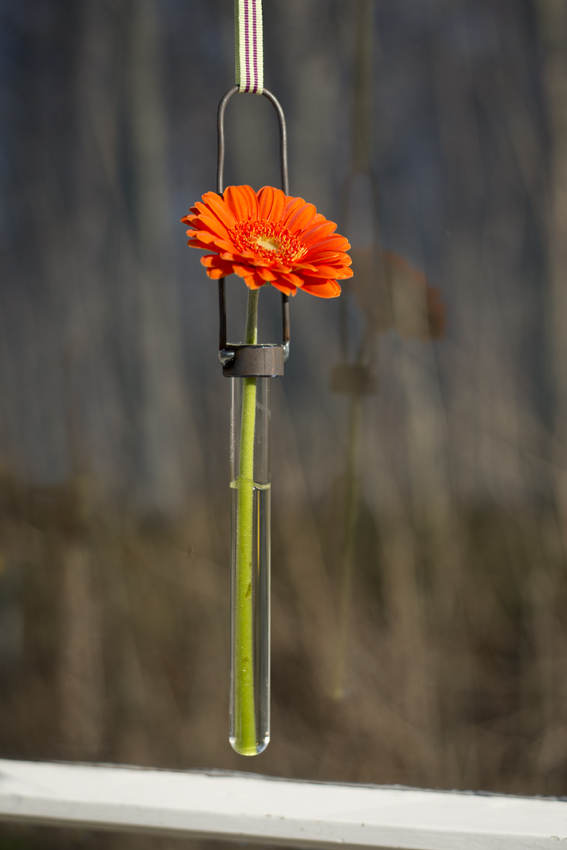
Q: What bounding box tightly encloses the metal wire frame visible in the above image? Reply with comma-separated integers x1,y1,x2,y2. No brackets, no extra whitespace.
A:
216,86,290,365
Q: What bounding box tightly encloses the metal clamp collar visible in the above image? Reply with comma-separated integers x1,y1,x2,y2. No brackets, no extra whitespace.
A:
220,344,285,377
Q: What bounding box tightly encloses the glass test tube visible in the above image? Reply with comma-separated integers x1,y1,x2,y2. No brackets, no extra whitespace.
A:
229,376,271,755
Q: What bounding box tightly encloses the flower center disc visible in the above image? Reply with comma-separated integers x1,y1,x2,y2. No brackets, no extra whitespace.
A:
255,236,280,253
232,220,306,264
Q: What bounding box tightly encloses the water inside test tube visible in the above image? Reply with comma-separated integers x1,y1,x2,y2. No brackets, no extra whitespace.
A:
229,479,271,755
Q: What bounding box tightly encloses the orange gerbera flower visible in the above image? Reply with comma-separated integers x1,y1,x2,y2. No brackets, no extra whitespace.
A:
181,185,352,298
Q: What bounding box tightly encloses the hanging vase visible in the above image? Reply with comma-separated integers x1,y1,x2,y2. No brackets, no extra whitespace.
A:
229,373,271,755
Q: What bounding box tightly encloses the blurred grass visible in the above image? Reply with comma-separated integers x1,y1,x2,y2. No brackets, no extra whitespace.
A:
0,468,565,799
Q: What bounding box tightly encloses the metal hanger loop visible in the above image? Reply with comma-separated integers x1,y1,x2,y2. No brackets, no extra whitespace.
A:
216,87,290,369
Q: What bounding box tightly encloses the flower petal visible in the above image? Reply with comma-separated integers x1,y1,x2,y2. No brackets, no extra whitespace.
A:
300,264,353,280
286,202,318,234
200,192,236,230
193,230,217,244
257,186,287,222
243,274,266,290
224,185,257,221
195,214,232,242
200,255,233,275
301,221,338,245
232,264,254,278
304,235,350,257
281,196,306,226
204,267,228,280
271,278,298,296
256,267,277,282
209,239,239,254
279,271,304,287
299,279,342,298
299,251,352,265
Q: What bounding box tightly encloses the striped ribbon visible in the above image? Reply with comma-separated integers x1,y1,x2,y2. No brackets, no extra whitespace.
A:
235,0,263,94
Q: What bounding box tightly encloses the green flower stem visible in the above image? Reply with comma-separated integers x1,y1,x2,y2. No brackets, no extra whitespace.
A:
234,289,259,754
332,392,362,701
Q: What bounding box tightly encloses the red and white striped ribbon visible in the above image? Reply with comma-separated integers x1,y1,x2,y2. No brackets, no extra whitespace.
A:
235,0,263,94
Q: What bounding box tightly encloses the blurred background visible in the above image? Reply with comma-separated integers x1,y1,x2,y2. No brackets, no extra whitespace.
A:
2,0,567,845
